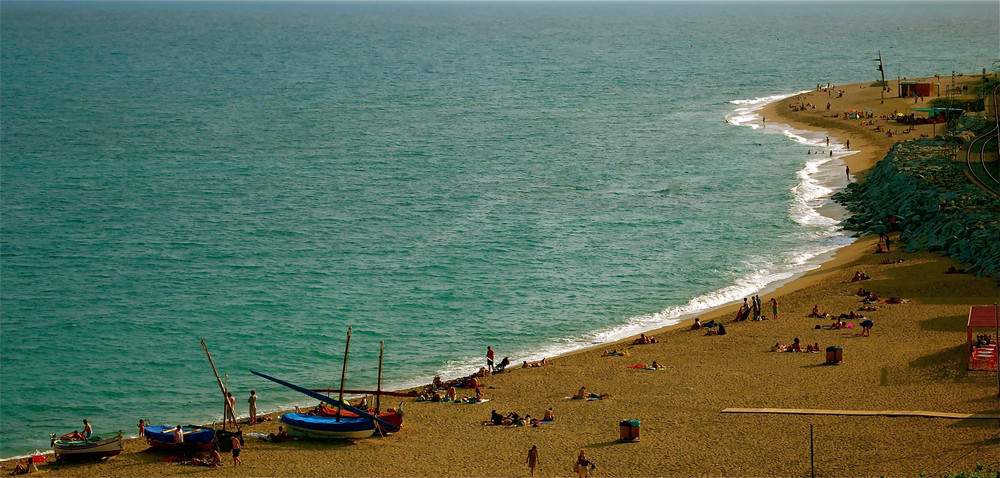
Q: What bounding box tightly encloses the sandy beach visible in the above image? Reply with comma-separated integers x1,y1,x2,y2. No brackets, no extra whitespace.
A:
6,76,999,477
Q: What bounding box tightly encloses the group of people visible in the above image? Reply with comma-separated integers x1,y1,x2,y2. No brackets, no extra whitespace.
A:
851,271,871,282
484,407,554,428
522,446,593,478
772,338,821,353
732,296,779,322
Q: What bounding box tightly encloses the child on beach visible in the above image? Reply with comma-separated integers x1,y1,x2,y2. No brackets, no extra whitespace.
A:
229,434,242,467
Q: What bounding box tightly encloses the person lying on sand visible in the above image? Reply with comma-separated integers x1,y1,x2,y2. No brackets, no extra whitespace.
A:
861,292,881,303
267,426,289,443
574,386,611,399
631,334,658,345
771,342,787,352
809,305,829,318
601,349,629,357
9,458,33,475
806,342,820,352
506,415,530,428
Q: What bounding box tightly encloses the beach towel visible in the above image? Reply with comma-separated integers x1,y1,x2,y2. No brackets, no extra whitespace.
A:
565,397,602,401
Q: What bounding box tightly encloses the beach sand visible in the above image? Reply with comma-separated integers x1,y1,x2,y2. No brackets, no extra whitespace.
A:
7,76,999,477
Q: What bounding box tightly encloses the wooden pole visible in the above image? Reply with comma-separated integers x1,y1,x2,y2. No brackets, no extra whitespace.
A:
201,339,230,430
337,327,352,421
376,341,384,414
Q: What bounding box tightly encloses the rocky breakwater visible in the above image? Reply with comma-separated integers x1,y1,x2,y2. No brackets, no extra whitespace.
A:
833,119,1000,277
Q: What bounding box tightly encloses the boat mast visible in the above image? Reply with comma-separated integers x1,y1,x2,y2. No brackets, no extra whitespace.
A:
376,341,384,414
201,339,230,430
337,327,352,421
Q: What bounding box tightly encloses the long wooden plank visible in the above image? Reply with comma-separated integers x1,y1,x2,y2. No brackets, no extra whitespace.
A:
250,369,401,432
722,408,1000,419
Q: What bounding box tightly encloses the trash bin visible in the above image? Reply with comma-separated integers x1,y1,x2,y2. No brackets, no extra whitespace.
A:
826,346,843,364
618,419,641,441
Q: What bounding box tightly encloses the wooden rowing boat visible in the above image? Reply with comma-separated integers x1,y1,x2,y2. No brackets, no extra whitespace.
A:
51,431,123,461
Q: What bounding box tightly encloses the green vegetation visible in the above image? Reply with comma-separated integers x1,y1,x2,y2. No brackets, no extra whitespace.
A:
940,461,1000,478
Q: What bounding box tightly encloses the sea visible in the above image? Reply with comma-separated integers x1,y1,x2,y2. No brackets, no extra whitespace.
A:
1,0,996,458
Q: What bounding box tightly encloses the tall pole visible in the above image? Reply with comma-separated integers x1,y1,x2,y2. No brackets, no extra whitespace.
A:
810,424,815,478
201,339,230,430
874,51,886,104
337,327,352,421
376,341,384,414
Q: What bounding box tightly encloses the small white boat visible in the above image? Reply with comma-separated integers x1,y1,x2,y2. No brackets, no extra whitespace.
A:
51,430,123,461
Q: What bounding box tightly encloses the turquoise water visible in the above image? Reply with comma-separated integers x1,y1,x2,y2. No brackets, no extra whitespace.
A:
1,1,996,458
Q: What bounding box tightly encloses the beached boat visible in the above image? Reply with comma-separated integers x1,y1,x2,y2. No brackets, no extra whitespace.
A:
252,330,403,439
50,431,123,461
143,425,215,451
251,369,403,438
280,412,378,439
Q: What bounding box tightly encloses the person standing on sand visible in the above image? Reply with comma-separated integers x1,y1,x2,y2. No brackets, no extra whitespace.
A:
248,390,257,425
226,392,237,427
230,434,242,466
526,445,539,477
487,346,495,373
173,425,184,445
846,165,850,180
575,450,592,478
770,298,778,320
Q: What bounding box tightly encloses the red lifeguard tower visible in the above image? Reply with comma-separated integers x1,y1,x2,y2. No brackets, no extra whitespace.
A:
966,305,999,371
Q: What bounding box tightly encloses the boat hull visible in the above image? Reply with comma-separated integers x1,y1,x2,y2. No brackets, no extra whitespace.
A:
280,413,376,439
52,432,122,461
143,425,215,451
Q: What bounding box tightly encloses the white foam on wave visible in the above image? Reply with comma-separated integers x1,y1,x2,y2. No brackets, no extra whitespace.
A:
380,91,862,389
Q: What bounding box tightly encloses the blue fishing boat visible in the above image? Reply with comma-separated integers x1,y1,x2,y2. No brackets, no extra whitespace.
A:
279,412,378,439
143,425,215,451
251,329,403,440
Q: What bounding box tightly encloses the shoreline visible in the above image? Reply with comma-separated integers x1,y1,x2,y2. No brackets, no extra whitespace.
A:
7,75,999,476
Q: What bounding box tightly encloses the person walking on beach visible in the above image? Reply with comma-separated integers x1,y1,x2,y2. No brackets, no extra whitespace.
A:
770,298,778,320
846,165,850,180
248,390,258,425
526,445,539,477
575,450,592,478
229,434,242,467
486,346,495,373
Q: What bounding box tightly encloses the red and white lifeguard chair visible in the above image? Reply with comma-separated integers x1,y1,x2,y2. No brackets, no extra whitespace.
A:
967,305,999,371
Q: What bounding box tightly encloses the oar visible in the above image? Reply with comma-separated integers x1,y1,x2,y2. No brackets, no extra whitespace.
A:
250,369,400,432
